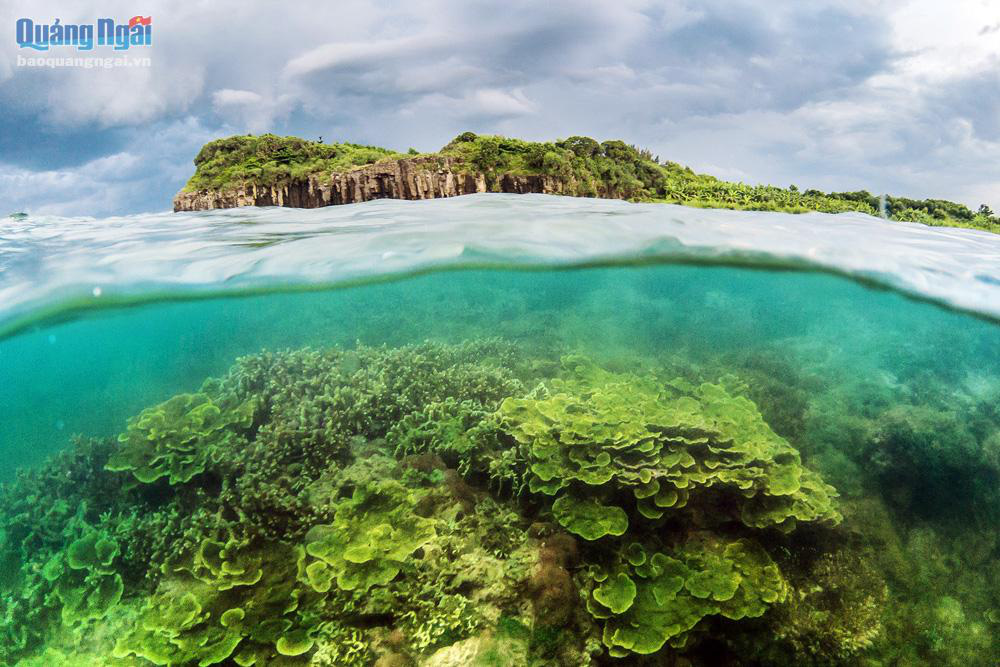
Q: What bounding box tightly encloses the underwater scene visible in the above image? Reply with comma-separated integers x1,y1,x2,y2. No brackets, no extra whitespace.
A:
1,195,999,666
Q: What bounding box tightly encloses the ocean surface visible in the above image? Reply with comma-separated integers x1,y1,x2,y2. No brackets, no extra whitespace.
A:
1,194,998,666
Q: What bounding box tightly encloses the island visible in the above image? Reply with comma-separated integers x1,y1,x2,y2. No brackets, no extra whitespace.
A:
175,132,1000,234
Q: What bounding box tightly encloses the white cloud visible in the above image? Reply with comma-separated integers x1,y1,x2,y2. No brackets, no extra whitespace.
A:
211,88,293,133
212,89,263,106
0,117,214,215
466,88,536,117
0,154,140,215
4,0,1000,213
284,35,452,78
887,0,1000,81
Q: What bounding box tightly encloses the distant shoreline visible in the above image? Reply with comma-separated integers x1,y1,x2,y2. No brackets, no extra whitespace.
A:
174,132,999,234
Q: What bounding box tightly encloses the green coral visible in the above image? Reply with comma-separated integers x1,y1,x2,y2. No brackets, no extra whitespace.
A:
300,457,536,659
107,391,255,485
500,356,840,533
14,337,994,665
164,529,265,591
0,507,125,664
0,434,134,664
213,339,525,538
592,572,637,614
275,629,314,656
388,397,504,475
770,544,888,662
589,535,787,656
550,496,627,541
496,357,835,657
308,623,371,667
302,478,437,594
42,526,123,627
114,539,312,666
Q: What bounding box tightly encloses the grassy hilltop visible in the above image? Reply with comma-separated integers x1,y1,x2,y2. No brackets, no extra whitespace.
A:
184,132,1000,234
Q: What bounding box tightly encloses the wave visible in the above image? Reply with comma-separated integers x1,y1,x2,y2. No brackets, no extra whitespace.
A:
2,193,998,337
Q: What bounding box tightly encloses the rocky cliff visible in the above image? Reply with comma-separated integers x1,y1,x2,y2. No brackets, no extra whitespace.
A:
173,156,574,211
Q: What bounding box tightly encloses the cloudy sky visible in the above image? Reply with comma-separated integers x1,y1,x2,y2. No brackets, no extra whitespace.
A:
2,0,1000,216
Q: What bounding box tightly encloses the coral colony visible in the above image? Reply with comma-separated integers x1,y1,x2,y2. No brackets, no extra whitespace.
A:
5,332,996,665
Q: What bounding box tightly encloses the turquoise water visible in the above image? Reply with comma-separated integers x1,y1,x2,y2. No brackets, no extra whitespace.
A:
3,265,995,477
1,196,999,665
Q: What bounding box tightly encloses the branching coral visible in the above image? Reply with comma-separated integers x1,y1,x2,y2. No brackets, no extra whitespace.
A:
218,339,525,463
212,339,526,542
388,398,505,476
771,545,888,662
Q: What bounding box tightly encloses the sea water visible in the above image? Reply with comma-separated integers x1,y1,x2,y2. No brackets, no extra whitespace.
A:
0,194,997,666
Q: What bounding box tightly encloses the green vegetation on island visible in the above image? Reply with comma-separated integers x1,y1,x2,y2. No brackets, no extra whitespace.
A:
183,132,1000,234
184,135,409,191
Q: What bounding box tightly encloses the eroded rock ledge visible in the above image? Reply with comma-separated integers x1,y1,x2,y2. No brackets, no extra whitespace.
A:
173,156,573,211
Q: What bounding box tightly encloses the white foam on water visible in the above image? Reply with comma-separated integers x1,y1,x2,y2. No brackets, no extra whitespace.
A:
1,193,998,335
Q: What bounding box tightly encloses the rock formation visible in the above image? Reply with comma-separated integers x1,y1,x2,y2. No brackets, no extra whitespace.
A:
173,156,574,211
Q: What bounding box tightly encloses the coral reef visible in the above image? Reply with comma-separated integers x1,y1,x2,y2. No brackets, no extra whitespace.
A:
770,542,888,662
589,535,787,656
107,391,256,485
2,337,998,666
499,356,840,534
113,538,311,666
302,479,437,594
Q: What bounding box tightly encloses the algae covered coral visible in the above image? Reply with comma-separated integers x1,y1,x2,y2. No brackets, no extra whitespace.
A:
1,334,998,666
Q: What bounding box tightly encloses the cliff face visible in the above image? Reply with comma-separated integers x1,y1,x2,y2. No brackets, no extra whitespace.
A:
173,156,575,211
